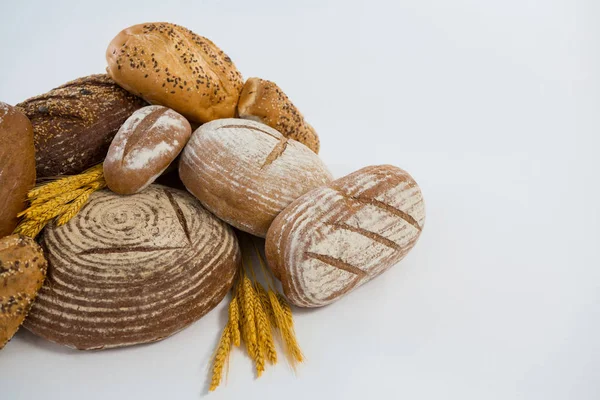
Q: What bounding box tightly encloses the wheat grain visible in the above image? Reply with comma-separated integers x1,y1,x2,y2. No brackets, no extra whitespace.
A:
254,284,277,365
209,322,232,391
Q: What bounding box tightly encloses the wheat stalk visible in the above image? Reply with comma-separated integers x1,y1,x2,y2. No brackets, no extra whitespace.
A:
209,322,232,392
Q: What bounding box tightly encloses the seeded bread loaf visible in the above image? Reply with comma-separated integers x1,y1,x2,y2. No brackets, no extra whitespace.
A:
0,102,36,237
25,186,240,350
179,119,332,237
17,74,147,177
238,78,320,153
104,105,192,194
106,22,243,123
0,235,47,349
265,165,425,307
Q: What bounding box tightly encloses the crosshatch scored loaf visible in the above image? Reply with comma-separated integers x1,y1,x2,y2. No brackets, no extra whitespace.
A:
265,165,425,307
24,185,240,350
179,118,333,237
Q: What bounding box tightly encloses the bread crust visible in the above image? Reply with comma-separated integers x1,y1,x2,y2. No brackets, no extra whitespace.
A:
104,105,192,194
16,74,146,177
266,165,425,307
179,119,332,237
106,22,243,123
0,103,35,237
238,78,320,153
24,186,240,350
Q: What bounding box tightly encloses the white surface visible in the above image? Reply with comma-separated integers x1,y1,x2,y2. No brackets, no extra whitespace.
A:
1,0,599,399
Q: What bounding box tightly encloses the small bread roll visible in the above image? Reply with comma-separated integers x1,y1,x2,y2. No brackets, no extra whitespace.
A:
237,78,320,153
104,106,192,195
106,23,243,123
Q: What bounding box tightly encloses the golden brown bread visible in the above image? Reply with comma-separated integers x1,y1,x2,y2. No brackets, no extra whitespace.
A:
17,74,146,177
0,235,47,349
265,165,425,307
106,22,244,123
0,103,35,237
237,78,320,153
103,105,192,194
179,119,332,237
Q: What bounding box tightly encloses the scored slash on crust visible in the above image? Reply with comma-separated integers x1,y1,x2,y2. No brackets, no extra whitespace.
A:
163,189,192,243
78,246,186,255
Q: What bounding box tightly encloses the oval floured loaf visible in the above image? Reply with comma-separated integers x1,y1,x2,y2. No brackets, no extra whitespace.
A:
179,119,333,237
265,165,425,307
104,105,192,194
1,235,47,349
24,185,240,350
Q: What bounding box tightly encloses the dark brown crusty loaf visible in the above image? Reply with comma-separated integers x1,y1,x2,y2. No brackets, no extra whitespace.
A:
17,74,147,178
1,235,47,349
0,102,36,237
265,165,425,307
106,22,244,123
24,185,240,350
237,77,320,153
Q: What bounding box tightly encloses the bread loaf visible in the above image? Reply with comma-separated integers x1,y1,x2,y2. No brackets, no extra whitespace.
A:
106,22,243,123
238,78,320,153
0,103,36,237
17,74,146,177
265,165,425,307
104,105,192,194
24,186,240,350
1,235,47,349
179,119,333,237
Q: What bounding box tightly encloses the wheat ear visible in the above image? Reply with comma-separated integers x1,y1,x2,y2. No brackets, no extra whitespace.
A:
209,323,232,391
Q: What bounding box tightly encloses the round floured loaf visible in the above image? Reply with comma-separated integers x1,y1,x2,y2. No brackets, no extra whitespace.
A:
24,185,240,350
104,105,192,194
265,165,425,307
179,119,333,237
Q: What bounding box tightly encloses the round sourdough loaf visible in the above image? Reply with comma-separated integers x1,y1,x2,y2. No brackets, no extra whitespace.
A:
24,185,240,350
0,102,36,237
265,165,425,307
0,235,47,349
106,22,243,123
16,75,146,178
104,105,192,194
238,77,320,153
179,119,333,237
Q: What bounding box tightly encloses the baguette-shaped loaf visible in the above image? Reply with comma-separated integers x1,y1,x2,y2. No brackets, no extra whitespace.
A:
104,105,192,194
179,119,333,237
17,74,146,177
24,186,240,350
265,165,425,307
0,235,47,349
0,103,35,237
106,22,243,123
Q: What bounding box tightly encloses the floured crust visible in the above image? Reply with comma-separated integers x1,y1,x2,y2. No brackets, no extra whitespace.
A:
179,119,332,237
238,78,320,153
265,165,425,307
104,105,192,194
24,186,240,350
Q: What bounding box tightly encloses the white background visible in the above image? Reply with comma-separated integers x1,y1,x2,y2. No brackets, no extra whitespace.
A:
1,0,599,399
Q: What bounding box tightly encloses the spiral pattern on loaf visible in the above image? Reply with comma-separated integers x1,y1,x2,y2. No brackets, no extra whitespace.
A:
24,185,240,350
